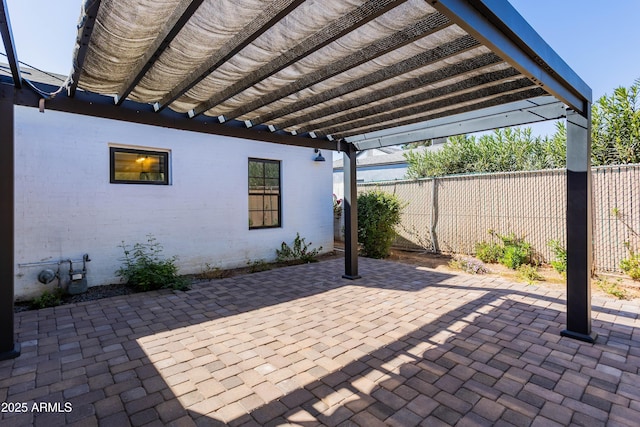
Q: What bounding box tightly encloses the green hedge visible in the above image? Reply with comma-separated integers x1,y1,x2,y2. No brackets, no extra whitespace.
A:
357,190,403,258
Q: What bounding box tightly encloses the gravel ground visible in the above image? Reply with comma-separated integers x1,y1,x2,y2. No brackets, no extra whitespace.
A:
14,250,344,313
14,283,136,313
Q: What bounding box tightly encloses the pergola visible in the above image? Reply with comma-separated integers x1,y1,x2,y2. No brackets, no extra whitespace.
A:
1,0,595,360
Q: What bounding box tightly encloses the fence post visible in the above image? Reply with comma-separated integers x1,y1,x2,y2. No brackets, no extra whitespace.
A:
430,177,438,252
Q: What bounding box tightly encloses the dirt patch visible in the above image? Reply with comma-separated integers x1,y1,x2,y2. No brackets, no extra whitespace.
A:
381,246,640,302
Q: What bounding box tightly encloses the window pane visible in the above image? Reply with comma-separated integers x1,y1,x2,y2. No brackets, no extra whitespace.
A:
269,195,279,210
111,148,168,184
263,211,272,226
249,210,264,228
270,210,279,226
249,176,263,189
248,161,264,178
265,178,279,190
249,195,263,211
248,159,281,229
265,162,279,178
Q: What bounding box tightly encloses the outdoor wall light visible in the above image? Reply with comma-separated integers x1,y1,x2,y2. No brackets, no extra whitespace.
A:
314,148,326,162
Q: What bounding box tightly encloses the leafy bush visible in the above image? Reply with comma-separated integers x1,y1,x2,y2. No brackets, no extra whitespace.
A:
31,288,64,309
548,240,567,275
276,233,322,264
496,232,532,269
116,235,190,291
517,264,542,284
449,255,489,274
501,243,531,269
620,242,640,280
474,230,532,269
474,241,503,263
357,190,404,258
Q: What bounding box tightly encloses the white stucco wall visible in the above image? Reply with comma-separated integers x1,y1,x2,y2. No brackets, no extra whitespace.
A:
14,106,333,299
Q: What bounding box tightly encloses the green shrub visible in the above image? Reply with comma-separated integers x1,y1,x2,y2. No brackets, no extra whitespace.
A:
517,264,542,284
116,235,190,291
501,243,531,269
357,190,403,258
495,232,532,269
474,230,532,269
548,239,567,275
474,241,503,263
276,232,322,264
620,242,640,280
31,288,64,309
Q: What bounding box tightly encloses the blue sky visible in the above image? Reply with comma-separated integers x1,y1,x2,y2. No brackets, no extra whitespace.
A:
3,0,639,135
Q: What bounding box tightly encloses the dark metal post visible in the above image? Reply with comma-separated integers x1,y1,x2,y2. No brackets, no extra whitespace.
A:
0,86,20,359
342,142,360,279
561,107,596,343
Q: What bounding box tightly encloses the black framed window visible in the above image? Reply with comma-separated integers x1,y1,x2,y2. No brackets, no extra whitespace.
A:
249,158,281,229
110,147,169,185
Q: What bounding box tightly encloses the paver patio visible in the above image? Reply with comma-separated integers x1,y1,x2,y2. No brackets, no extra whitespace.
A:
1,257,639,426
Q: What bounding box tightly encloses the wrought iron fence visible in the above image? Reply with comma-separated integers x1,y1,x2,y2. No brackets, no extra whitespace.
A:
358,163,640,273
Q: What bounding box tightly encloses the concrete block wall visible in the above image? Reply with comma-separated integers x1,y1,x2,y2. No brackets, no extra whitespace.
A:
14,106,333,299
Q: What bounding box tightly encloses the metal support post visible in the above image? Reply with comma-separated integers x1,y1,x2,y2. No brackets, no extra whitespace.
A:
342,142,360,279
561,107,596,343
0,87,20,359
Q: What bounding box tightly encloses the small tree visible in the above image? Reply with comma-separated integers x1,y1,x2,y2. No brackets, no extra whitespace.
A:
592,79,640,166
357,190,403,258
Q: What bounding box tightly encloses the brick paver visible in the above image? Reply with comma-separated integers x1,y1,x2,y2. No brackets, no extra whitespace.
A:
2,257,639,426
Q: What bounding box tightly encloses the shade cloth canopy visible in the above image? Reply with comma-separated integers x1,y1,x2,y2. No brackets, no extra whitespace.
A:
66,0,591,147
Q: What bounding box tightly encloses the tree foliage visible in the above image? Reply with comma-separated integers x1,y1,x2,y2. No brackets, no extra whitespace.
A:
592,78,640,165
405,79,640,178
405,125,566,178
357,190,403,258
